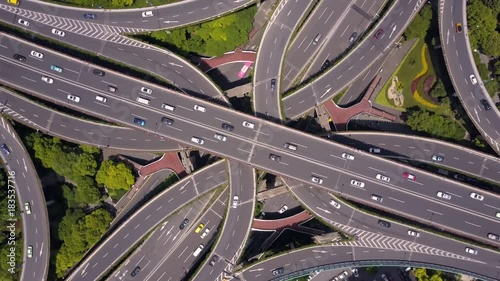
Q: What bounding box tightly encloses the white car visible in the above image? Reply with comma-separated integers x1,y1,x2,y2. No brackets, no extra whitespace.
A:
194,104,206,112
140,87,152,94
27,246,33,258
30,50,44,59
278,205,288,214
407,229,420,237
67,94,80,103
191,137,204,145
311,176,323,184
469,192,484,201
214,133,227,142
465,247,477,255
242,121,255,129
51,28,65,37
24,203,31,215
329,199,341,209
201,228,210,239
352,268,359,277
487,233,499,240
375,173,390,182
18,18,29,26
341,152,354,160
469,74,477,85
41,76,53,84
497,212,500,218
436,191,451,200
232,195,239,208
338,271,348,279
370,194,383,202
350,179,365,188
142,10,154,17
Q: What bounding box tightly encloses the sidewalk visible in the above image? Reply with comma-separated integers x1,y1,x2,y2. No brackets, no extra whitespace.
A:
252,210,312,231
323,75,397,131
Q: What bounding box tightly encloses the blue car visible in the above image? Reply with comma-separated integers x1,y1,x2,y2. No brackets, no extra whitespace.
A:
133,118,146,126
1,144,10,156
50,64,63,73
84,13,96,19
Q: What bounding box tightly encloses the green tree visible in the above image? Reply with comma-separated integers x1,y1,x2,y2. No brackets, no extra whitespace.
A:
403,5,432,40
56,208,112,277
481,0,500,16
494,61,500,76
484,79,499,97
404,108,466,140
467,0,497,54
481,31,500,57
414,268,429,281
111,0,134,7
96,160,135,191
430,79,447,99
73,177,101,205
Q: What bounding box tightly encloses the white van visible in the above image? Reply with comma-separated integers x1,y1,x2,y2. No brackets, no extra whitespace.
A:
161,103,175,111
193,244,204,257
283,142,297,151
96,95,107,103
136,97,150,105
313,33,322,44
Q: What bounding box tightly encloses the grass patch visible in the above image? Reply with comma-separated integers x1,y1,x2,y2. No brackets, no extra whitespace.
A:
131,5,257,57
108,188,128,202
43,0,179,9
332,86,349,104
376,39,450,115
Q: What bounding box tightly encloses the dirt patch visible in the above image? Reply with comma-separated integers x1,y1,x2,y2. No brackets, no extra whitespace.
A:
423,75,436,95
411,75,422,93
387,76,405,107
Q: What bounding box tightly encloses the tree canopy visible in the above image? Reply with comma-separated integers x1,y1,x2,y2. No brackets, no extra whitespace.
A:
96,160,135,191
429,79,447,99
468,0,500,56
403,5,433,40
404,108,466,140
56,208,113,277
135,5,257,57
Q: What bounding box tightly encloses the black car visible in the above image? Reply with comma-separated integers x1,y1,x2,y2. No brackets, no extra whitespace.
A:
349,32,358,43
93,69,105,76
480,99,491,110
378,220,391,228
131,266,140,277
84,13,96,19
270,78,276,91
221,123,234,131
272,267,284,276
321,60,331,71
209,254,220,266
1,144,10,156
161,117,174,125
269,154,281,162
13,54,26,61
179,218,189,229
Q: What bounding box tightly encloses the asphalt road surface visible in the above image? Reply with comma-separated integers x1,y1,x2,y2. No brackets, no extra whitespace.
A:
0,117,49,281
67,160,228,281
1,45,499,246
439,0,500,154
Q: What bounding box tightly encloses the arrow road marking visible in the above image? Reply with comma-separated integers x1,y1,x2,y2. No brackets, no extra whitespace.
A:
389,25,397,39
168,62,184,68
316,207,331,214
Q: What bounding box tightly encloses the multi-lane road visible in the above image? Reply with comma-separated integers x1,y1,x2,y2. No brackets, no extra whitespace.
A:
0,116,49,281
68,160,228,281
283,0,424,118
439,0,500,154
1,33,499,247
1,0,500,280
14,0,254,30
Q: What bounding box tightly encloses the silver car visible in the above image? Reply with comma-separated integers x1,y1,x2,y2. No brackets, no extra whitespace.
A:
350,179,365,188
214,133,227,142
311,176,323,184
436,191,451,200
341,152,354,160
375,173,390,182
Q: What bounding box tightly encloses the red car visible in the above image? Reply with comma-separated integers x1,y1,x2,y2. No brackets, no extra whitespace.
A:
374,29,384,38
403,172,416,181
